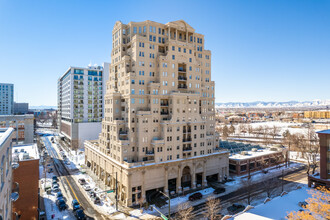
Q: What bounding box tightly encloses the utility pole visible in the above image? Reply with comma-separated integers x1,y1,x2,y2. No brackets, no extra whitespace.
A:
281,170,284,192
115,172,118,211
159,191,171,220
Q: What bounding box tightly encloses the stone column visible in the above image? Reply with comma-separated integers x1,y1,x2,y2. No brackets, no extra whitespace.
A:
192,162,196,189
202,160,207,187
126,173,132,206
141,170,146,203
164,167,169,194
177,165,182,193
175,29,178,41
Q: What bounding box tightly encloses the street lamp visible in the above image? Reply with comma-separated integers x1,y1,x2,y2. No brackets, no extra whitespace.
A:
159,190,171,220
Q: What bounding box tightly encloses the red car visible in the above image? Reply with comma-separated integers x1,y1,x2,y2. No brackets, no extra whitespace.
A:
189,192,202,201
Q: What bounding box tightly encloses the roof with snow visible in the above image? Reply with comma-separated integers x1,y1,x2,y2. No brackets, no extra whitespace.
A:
316,129,330,134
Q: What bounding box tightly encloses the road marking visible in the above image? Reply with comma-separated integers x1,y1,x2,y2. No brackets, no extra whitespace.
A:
64,175,81,204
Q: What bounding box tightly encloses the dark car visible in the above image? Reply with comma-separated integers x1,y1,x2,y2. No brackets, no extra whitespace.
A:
48,168,54,173
227,203,245,214
89,191,96,198
52,176,58,181
78,178,86,185
189,192,203,201
56,192,63,199
52,185,60,192
56,199,67,211
93,197,101,204
72,199,80,210
75,209,86,220
213,187,226,195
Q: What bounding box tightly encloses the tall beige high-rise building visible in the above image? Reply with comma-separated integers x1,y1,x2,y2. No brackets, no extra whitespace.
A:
85,20,229,206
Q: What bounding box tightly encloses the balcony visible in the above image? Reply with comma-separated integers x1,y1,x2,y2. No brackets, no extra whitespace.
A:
146,150,155,155
183,138,192,143
178,84,187,89
11,182,19,202
178,67,186,72
119,131,128,135
161,111,169,115
183,147,192,152
160,102,169,107
12,162,19,170
178,76,187,81
183,129,191,133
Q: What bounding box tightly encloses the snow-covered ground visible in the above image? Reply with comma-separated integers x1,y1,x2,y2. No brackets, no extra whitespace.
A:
39,165,75,220
232,186,311,220
52,138,119,216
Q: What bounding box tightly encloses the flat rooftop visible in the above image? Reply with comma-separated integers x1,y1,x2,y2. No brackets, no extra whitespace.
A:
12,144,39,161
229,148,283,161
0,127,14,147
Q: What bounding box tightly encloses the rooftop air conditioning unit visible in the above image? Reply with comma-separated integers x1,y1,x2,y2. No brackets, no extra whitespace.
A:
241,151,248,155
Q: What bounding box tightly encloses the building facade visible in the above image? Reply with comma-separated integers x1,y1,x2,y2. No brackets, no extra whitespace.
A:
13,102,29,115
12,144,40,220
57,64,109,149
0,128,15,220
0,115,34,144
304,111,330,119
0,83,14,115
85,20,229,207
308,129,330,188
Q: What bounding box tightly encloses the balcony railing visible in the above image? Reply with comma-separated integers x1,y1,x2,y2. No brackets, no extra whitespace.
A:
11,182,19,202
119,131,128,135
183,138,192,142
178,67,186,72
178,76,187,81
178,84,187,89
146,150,155,155
183,129,191,133
160,103,169,106
161,112,169,115
183,147,192,151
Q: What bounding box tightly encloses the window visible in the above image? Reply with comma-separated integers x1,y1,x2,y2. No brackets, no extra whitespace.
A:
131,80,135,84
131,89,135,94
189,58,192,62
172,46,175,51
143,26,146,33
184,48,186,53
189,49,192,54
133,27,137,33
131,98,135,104
178,47,181,52
172,55,175,60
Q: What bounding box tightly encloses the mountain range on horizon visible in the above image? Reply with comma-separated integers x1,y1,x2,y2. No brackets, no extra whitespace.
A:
215,100,330,108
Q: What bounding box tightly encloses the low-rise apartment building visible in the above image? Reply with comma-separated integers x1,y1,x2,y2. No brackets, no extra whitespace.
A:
11,144,40,220
0,114,34,144
0,128,15,220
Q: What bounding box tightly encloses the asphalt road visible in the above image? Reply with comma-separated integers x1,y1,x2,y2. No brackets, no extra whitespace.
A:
43,136,107,220
171,165,307,219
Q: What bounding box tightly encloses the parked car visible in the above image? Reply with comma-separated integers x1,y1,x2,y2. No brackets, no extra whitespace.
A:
78,178,86,185
71,199,80,210
83,185,91,191
52,180,58,185
52,176,58,181
213,187,226,195
89,191,96,198
93,197,101,204
48,168,54,173
75,209,86,220
56,192,64,199
298,201,308,208
189,192,203,201
227,204,245,214
52,185,60,192
56,199,67,211
65,161,71,165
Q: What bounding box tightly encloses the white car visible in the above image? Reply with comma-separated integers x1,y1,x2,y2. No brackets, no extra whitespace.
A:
83,185,91,191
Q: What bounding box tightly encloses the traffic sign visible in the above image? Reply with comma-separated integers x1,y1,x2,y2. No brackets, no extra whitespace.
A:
161,214,168,220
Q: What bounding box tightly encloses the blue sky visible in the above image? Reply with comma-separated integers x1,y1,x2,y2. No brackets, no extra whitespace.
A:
0,0,329,106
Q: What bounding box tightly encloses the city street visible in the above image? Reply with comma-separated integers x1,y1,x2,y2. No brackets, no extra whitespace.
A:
42,134,108,220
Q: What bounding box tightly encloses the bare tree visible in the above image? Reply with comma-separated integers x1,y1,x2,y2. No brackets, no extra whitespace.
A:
270,125,280,139
299,126,319,175
222,125,229,140
204,196,222,220
175,202,195,220
247,125,253,136
262,173,279,198
229,124,235,136
240,177,256,205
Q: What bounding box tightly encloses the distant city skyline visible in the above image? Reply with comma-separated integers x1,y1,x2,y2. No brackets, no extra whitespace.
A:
1,0,329,106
